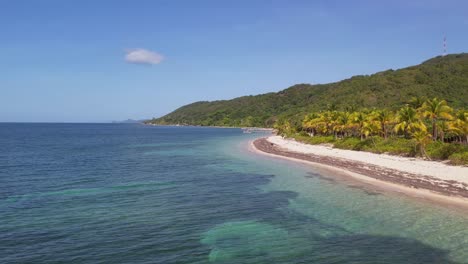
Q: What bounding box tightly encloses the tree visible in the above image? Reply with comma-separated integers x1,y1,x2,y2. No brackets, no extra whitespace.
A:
326,103,338,111
411,129,432,159
421,98,453,141
407,96,425,109
315,111,335,135
362,118,381,146
448,110,468,144
274,119,292,137
394,105,425,137
302,113,319,136
351,112,367,140
372,110,393,139
334,111,352,138
437,121,450,142
241,116,255,127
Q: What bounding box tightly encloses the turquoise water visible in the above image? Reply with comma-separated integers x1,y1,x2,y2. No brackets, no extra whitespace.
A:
1,124,467,263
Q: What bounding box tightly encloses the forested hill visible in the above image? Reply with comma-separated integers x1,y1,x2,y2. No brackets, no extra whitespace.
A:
146,53,468,127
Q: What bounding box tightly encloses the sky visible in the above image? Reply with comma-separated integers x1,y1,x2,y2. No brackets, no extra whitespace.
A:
1,0,467,122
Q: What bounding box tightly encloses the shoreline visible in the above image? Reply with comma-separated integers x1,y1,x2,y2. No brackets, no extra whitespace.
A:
143,123,275,131
251,136,468,209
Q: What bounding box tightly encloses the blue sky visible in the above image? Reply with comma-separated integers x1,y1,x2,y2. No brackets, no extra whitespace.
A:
1,0,467,122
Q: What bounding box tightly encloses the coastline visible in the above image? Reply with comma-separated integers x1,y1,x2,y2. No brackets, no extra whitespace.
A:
251,136,468,209
143,122,274,131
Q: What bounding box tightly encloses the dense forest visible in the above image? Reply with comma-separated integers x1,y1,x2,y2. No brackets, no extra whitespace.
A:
146,53,468,128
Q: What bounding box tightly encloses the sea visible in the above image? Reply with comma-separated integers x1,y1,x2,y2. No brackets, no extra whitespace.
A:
1,123,467,264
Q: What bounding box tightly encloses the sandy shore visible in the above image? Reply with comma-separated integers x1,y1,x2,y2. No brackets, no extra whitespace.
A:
252,136,468,207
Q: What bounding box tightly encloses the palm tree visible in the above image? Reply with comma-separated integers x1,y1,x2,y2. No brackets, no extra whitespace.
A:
448,110,468,144
437,121,450,143
274,120,291,137
421,98,453,141
407,97,425,109
302,111,331,136
329,111,341,139
318,111,335,136
412,129,432,159
334,111,352,138
351,112,367,140
394,105,425,137
372,110,393,139
362,119,380,146
302,113,319,136
302,113,317,136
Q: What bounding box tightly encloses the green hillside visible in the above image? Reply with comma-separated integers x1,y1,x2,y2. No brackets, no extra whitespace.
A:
146,53,468,127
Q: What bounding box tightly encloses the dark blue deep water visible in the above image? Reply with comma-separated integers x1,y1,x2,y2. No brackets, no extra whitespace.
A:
1,124,468,263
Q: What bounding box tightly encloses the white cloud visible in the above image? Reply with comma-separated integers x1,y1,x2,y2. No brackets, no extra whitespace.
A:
125,48,164,65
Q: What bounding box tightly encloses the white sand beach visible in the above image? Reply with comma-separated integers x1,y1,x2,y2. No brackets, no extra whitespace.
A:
267,136,468,184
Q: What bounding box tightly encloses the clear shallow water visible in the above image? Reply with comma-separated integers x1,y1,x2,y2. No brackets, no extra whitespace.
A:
1,123,467,263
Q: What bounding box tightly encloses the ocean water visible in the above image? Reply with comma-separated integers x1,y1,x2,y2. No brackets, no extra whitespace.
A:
1,123,467,264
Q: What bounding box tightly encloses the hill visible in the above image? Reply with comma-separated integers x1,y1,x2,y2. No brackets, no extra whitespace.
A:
146,53,468,127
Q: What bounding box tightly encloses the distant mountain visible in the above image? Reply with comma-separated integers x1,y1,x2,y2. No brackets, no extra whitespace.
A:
146,53,468,127
112,119,142,124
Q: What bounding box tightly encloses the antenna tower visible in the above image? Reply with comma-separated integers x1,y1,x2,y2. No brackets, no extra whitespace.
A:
443,35,447,56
